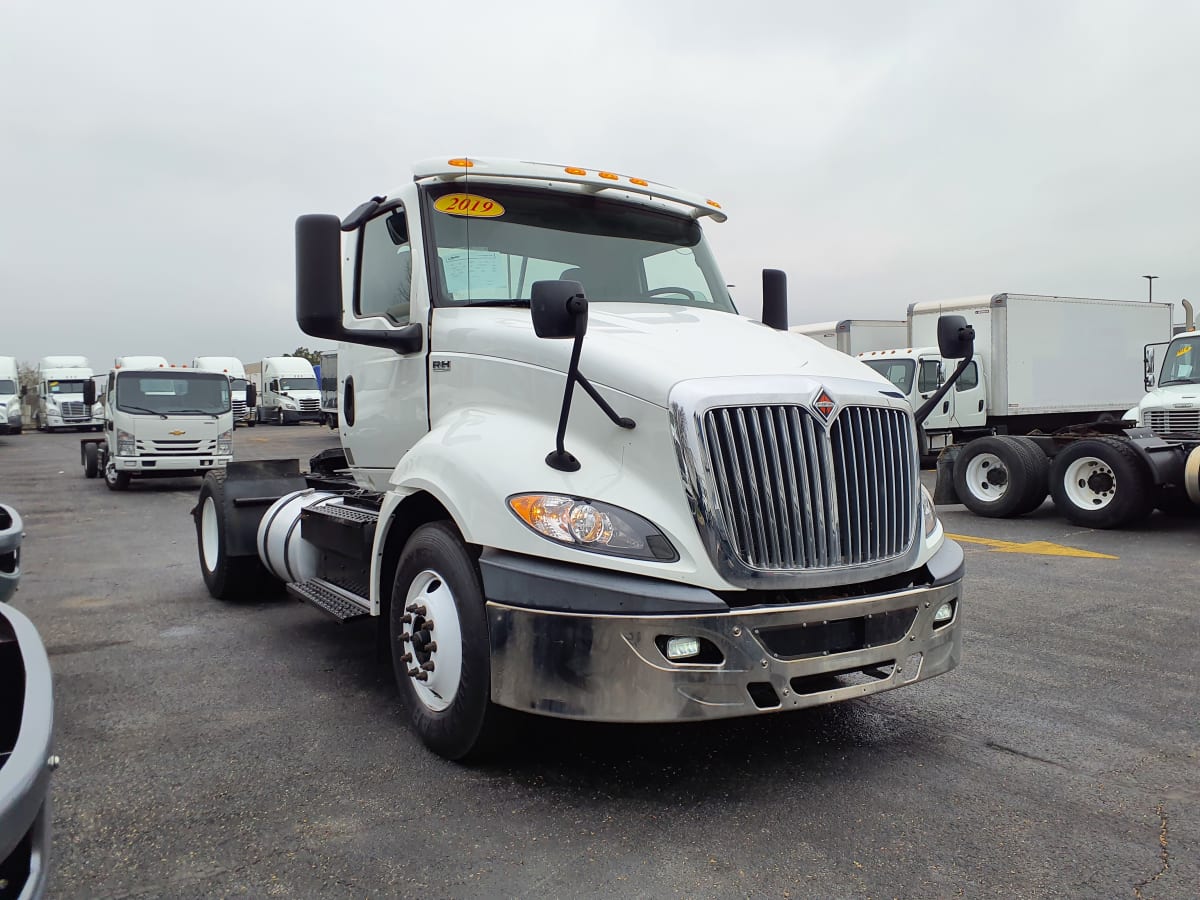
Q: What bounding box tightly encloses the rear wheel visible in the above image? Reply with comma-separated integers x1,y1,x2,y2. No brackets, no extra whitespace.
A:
194,471,279,600
83,443,99,478
1049,437,1153,528
391,522,512,761
952,436,1044,517
1006,436,1051,515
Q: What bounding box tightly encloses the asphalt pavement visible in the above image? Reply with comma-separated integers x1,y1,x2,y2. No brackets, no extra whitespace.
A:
0,425,1196,898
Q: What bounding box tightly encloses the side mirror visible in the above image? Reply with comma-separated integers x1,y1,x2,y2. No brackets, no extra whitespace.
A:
1144,346,1157,390
83,380,96,407
247,383,257,407
295,214,423,353
937,315,975,359
761,269,788,331
531,280,587,339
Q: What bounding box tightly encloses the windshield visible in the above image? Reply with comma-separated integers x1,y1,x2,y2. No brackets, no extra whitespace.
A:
423,183,734,311
279,377,317,392
862,359,917,394
1159,337,1200,385
0,379,15,395
47,379,86,395
230,378,248,392
116,371,230,415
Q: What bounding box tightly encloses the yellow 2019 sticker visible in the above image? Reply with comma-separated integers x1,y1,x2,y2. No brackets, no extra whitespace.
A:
1176,345,1192,357
434,193,505,218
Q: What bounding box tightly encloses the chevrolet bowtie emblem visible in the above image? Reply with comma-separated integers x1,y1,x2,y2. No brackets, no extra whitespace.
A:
169,430,186,436
813,389,836,421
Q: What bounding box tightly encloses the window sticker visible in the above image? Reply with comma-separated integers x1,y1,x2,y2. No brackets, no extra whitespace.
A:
1177,345,1192,357
434,193,505,218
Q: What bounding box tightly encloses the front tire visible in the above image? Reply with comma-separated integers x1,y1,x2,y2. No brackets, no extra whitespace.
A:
194,471,279,600
390,522,511,761
1049,437,1153,528
83,443,99,478
104,463,130,491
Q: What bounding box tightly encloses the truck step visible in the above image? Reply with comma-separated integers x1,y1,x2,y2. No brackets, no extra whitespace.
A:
287,577,371,623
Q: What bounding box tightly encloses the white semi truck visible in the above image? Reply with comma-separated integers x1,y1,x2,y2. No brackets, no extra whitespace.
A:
791,319,907,355
191,357,256,427
80,357,234,490
0,356,23,435
250,356,321,425
194,157,974,760
35,356,100,431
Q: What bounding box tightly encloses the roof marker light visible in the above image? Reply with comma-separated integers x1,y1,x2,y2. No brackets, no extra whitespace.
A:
630,177,649,186
564,166,587,176
448,158,474,168
707,200,722,209
598,171,619,180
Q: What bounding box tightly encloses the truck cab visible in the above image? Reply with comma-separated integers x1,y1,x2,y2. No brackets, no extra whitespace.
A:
195,157,968,760
256,357,321,425
0,356,23,435
859,348,987,449
1128,333,1200,438
36,356,97,432
191,357,256,427
81,358,234,490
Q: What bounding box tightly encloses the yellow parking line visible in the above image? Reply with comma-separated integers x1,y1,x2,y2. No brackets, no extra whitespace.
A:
945,533,1117,560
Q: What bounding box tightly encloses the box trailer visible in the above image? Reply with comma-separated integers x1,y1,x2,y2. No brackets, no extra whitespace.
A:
791,319,907,355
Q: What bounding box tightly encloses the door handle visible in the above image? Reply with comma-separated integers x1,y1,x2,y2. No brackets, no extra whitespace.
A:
941,401,949,414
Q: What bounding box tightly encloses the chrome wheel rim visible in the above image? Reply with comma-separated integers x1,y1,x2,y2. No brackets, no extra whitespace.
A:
402,569,463,712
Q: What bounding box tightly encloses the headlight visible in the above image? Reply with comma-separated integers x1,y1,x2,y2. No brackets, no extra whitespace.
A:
280,398,297,409
508,494,678,561
217,428,233,456
921,485,939,537
117,429,136,456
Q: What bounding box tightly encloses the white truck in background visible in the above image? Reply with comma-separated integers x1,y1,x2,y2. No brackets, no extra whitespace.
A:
193,156,975,761
191,357,256,427
35,356,100,431
80,356,234,490
0,357,23,435
791,319,907,355
319,350,338,429
250,356,321,425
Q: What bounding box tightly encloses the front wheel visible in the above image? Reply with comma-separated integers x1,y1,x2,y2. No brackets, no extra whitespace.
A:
391,522,512,761
83,443,99,478
104,463,130,491
1049,437,1153,528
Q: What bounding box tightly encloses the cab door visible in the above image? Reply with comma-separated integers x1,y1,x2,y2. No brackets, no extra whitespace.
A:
917,355,954,433
339,204,429,491
950,359,987,429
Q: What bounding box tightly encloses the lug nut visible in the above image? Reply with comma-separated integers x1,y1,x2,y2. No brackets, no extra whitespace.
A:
415,672,429,681
425,641,437,653
400,632,412,643
401,614,413,624
406,604,427,616
407,667,420,677
421,661,435,672
400,653,413,664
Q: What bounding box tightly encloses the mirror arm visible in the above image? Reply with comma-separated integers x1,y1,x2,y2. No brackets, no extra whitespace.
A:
914,347,974,426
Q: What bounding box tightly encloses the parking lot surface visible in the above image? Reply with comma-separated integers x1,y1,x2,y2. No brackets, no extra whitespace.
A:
1,426,1196,898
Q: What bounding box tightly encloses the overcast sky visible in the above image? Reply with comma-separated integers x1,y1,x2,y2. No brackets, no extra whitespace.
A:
3,0,1198,372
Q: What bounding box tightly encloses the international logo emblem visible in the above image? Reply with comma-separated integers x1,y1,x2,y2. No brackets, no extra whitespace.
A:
812,389,836,421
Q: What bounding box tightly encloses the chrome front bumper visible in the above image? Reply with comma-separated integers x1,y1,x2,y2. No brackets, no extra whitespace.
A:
484,542,964,723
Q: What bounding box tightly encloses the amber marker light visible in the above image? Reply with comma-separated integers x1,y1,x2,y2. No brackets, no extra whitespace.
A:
706,199,722,209
564,167,587,175
447,158,474,167
630,177,649,186
598,171,619,180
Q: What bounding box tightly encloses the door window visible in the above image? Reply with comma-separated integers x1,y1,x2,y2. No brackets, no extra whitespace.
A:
918,359,942,393
357,210,413,324
955,361,979,391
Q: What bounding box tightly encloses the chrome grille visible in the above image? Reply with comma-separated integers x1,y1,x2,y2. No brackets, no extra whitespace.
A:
698,404,916,570
135,439,215,455
232,400,247,419
1145,408,1200,434
59,401,87,419
299,399,319,412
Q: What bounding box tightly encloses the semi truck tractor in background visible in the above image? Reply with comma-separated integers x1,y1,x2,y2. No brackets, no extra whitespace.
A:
80,357,234,490
1128,318,1200,440
791,319,907,355
35,356,99,432
191,357,256,427
193,156,974,760
249,356,321,425
0,356,23,435
319,350,338,429
874,295,1200,528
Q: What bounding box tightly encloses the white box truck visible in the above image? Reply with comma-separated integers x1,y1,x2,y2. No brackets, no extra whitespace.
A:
35,356,99,431
251,356,321,425
0,357,23,435
80,357,234,490
191,357,256,427
193,156,973,760
319,350,338,429
791,319,907,355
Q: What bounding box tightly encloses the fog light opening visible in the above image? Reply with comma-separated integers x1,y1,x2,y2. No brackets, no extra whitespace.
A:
655,635,724,665
665,637,701,660
933,601,955,628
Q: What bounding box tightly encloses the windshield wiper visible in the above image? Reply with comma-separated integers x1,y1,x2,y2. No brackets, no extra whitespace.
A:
1157,379,1200,387
121,405,166,418
166,409,219,416
464,299,531,308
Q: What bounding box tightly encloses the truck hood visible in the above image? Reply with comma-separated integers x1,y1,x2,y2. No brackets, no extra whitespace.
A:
1136,385,1200,410
433,304,893,407
124,415,225,439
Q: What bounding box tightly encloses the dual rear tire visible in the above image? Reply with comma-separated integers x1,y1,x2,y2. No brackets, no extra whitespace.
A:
953,436,1049,518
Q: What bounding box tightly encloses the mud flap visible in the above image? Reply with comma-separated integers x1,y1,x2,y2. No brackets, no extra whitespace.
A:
190,459,308,559
934,446,961,505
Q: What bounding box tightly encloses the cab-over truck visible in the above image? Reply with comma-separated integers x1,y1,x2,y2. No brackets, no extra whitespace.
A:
194,157,972,760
